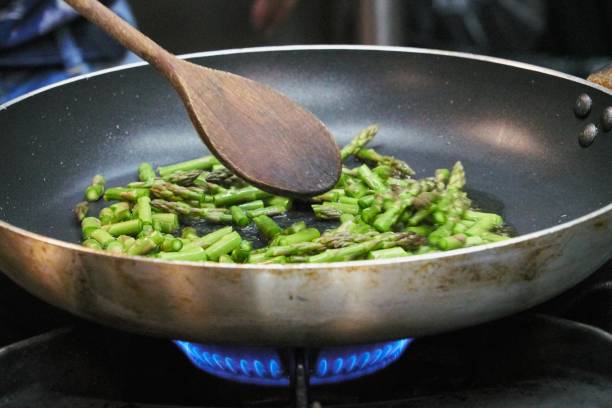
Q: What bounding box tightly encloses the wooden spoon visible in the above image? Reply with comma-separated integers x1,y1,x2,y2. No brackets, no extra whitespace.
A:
64,0,341,197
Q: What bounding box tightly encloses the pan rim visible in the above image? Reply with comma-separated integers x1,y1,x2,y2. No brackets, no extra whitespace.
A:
0,44,610,270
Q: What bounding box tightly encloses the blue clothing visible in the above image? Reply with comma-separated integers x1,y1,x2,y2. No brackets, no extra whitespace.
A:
0,0,135,103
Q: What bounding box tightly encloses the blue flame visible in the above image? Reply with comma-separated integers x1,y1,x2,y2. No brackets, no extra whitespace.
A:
174,338,412,386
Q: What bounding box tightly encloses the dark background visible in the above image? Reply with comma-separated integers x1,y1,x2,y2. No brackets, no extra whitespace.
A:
127,0,612,77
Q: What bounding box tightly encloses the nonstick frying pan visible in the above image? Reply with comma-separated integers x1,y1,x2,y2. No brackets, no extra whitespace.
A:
1,46,611,346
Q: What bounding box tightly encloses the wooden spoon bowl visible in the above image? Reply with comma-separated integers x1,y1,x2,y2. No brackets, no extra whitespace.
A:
64,0,341,196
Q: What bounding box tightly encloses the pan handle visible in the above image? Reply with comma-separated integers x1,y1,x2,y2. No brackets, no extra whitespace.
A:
587,64,612,90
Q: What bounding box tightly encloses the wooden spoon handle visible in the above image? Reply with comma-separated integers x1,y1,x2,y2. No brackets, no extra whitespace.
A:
63,0,178,75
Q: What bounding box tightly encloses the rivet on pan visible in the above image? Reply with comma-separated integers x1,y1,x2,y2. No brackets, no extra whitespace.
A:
578,123,598,147
574,93,592,118
602,106,612,132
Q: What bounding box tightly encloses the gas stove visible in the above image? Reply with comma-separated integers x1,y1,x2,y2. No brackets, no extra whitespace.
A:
1,262,611,408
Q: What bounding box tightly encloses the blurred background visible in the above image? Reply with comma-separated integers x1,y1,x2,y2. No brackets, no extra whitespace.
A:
129,0,612,77
1,0,611,103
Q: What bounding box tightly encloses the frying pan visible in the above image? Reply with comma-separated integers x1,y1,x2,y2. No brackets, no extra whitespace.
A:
1,46,611,346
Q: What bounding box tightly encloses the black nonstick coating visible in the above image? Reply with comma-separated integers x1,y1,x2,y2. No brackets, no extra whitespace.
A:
1,47,611,244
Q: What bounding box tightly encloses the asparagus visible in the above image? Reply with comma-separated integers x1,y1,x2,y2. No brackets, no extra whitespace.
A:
136,196,152,225
76,125,510,262
237,200,265,211
74,201,89,222
150,180,206,202
356,148,415,177
283,221,307,235
312,205,343,220
357,164,387,192
162,170,203,186
214,186,271,207
231,240,252,262
150,199,231,223
127,237,158,256
204,231,242,261
109,202,131,222
230,206,250,227
267,196,292,211
84,174,106,202
81,217,101,239
104,187,149,202
368,247,408,259
108,219,143,237
82,239,102,250
447,161,466,190
202,168,246,187
90,229,114,248
340,125,378,160
218,255,235,263
158,247,207,261
138,163,156,182
181,227,199,240
106,240,125,254
372,199,411,232
278,228,320,246
253,215,282,240
117,235,136,249
265,242,325,257
157,155,220,177
192,226,233,249
151,213,179,233
246,206,286,218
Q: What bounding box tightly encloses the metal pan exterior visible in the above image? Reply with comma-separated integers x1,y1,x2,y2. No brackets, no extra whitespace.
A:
0,46,611,345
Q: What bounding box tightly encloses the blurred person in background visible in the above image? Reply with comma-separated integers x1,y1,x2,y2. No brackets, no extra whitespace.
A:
0,0,296,104
0,0,136,104
3,0,609,105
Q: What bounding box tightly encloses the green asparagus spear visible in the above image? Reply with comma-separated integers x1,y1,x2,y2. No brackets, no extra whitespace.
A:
253,215,282,240
447,161,466,190
81,217,101,239
237,200,265,211
161,236,184,252
150,180,206,202
231,240,252,262
104,187,149,202
107,219,143,237
151,213,179,233
84,174,106,202
214,186,271,207
278,228,320,246
356,148,415,177
127,237,158,256
157,156,220,177
138,162,156,182
283,221,307,235
158,247,207,261
357,164,387,192
74,201,89,222
204,231,242,261
90,229,114,248
106,240,125,254
340,125,379,160
150,199,232,223
368,247,408,259
246,206,286,218
136,196,152,225
161,169,203,186
82,239,102,250
230,205,250,227
192,226,233,248
267,196,292,210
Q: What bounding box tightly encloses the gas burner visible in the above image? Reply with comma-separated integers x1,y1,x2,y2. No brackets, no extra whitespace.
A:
174,338,412,385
